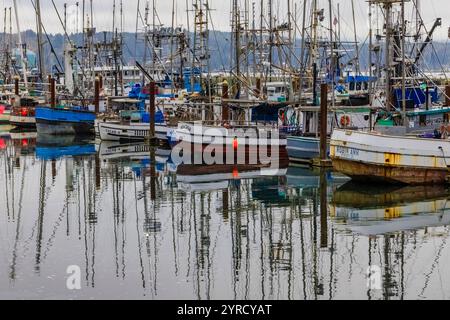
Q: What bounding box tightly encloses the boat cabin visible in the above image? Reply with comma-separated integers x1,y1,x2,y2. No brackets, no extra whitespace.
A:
265,82,290,102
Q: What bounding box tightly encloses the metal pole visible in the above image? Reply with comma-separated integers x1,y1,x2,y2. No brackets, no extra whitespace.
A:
401,0,407,126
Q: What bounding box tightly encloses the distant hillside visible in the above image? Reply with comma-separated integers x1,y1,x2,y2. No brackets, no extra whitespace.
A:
6,29,450,73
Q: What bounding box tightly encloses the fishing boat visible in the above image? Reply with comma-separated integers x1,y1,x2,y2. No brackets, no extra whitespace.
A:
97,84,168,142
98,111,167,142
9,97,39,128
330,128,450,185
330,1,450,185
35,105,96,135
169,120,289,168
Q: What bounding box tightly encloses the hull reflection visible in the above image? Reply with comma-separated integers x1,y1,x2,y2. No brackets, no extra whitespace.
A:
331,182,450,235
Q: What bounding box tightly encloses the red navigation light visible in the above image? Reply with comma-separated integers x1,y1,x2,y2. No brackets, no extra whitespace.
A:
233,137,238,150
232,168,239,179
0,139,5,150
0,105,4,114
21,108,28,117
21,139,28,147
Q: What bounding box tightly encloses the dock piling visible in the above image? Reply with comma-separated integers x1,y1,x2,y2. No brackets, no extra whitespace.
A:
313,83,332,167
222,81,229,121
149,81,157,144
50,77,56,108
14,76,19,96
94,77,100,114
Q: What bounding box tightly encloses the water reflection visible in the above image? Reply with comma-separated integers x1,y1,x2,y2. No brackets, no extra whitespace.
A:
1,131,450,299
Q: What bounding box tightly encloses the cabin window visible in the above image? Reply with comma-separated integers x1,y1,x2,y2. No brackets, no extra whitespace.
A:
356,82,362,90
349,82,355,91
444,113,449,123
363,82,368,90
419,115,426,126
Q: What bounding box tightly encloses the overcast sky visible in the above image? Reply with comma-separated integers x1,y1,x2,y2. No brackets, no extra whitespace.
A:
2,0,450,41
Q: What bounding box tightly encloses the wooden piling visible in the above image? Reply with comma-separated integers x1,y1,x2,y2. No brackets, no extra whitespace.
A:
94,77,100,114
14,76,19,96
446,84,450,107
313,83,332,167
50,77,56,108
255,77,261,97
149,81,156,142
222,81,229,121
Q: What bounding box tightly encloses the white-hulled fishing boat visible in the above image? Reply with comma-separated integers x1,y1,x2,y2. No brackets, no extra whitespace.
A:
330,128,450,185
98,120,168,141
169,121,287,147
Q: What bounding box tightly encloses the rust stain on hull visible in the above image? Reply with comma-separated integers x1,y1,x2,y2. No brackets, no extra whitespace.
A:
333,158,448,185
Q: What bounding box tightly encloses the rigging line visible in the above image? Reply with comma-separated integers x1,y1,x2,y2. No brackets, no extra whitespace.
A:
208,6,227,73
411,0,447,82
29,0,64,74
50,0,88,100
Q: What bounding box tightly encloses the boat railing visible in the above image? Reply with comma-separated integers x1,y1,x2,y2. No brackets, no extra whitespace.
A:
180,120,286,130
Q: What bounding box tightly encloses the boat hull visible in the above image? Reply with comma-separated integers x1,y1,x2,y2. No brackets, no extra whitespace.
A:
172,122,287,147
36,120,95,135
98,121,168,141
9,115,36,128
287,136,330,161
35,108,96,135
173,141,290,167
332,158,447,185
330,129,450,185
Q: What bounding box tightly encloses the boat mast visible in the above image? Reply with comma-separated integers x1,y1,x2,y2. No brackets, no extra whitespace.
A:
368,1,373,101
298,0,307,104
13,0,28,92
233,0,241,98
351,0,360,75
312,0,319,106
381,0,394,111
401,0,406,125
268,0,273,80
329,0,335,109
36,0,45,82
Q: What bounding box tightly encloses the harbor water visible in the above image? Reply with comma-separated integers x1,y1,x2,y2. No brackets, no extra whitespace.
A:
1,126,450,300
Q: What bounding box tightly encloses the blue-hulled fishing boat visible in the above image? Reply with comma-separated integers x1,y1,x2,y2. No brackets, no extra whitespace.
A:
35,105,96,135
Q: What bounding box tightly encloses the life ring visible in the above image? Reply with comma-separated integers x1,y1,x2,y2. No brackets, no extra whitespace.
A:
340,115,351,127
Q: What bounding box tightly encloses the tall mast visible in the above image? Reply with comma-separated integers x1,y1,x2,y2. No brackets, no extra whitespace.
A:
329,0,335,108
233,0,241,97
13,0,28,92
170,0,176,96
351,0,360,74
368,1,373,100
401,0,406,125
312,0,319,106
383,0,393,111
36,0,45,81
268,0,273,80
298,0,307,103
